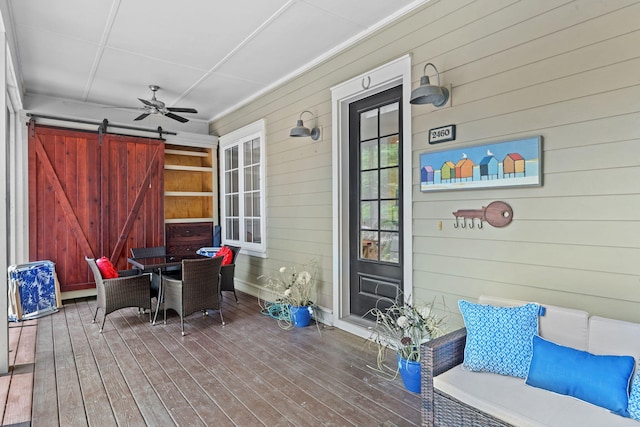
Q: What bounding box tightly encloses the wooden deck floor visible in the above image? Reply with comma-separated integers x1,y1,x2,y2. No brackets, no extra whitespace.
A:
2,291,421,426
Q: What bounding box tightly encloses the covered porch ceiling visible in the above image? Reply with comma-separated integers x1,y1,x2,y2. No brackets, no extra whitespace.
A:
2,0,426,125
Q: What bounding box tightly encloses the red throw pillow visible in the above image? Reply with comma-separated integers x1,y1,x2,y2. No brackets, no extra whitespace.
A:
96,256,119,278
215,246,234,266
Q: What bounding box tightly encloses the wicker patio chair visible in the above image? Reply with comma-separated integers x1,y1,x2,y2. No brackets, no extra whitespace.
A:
420,327,513,427
162,255,224,336
130,246,166,258
220,244,241,303
85,256,152,333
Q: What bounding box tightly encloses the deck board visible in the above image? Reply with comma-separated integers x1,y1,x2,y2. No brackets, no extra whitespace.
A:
4,291,421,426
2,322,36,426
51,306,87,426
74,299,162,426
64,299,118,426
31,315,58,426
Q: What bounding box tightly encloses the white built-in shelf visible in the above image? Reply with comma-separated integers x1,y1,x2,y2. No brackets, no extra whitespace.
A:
165,191,214,197
165,164,213,172
165,217,214,224
165,148,209,157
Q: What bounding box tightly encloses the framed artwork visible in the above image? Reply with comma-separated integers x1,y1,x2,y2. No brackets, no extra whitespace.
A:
420,136,542,192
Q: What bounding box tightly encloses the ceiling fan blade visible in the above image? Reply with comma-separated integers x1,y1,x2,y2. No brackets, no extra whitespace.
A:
166,107,198,114
164,112,189,123
138,98,153,107
134,113,150,121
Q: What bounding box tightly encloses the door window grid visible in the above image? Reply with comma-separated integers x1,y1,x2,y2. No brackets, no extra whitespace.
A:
359,102,400,263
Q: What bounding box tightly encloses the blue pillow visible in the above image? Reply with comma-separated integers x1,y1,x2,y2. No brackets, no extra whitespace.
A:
628,370,640,420
459,300,539,378
526,335,635,417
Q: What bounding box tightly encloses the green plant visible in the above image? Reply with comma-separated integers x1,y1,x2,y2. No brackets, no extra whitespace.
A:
366,296,447,378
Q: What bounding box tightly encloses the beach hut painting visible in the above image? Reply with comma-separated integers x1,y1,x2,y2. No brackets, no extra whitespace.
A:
420,136,541,192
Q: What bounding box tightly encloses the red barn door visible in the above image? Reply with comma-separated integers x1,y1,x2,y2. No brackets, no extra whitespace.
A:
28,124,165,292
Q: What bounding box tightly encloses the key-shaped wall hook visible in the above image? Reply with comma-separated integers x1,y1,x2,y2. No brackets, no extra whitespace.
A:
452,201,513,229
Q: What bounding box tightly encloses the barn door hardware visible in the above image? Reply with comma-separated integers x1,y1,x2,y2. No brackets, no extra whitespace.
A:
26,113,177,140
453,201,513,229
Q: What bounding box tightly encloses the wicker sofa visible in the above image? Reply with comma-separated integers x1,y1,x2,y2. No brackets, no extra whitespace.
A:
420,296,640,427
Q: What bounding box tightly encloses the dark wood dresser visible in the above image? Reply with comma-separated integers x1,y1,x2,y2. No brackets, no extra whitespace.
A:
165,222,213,257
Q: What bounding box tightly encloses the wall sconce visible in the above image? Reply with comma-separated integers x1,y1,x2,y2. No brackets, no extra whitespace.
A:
410,62,450,107
290,110,320,141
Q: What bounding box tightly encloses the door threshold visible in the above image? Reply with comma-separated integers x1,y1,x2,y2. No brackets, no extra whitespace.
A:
335,315,376,340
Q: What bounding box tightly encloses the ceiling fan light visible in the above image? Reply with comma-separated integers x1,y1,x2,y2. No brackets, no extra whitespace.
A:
132,85,197,123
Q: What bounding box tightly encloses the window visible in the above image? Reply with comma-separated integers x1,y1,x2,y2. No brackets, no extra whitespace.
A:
219,120,266,256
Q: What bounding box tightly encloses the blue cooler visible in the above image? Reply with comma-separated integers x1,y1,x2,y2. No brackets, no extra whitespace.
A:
196,247,221,258
8,260,60,321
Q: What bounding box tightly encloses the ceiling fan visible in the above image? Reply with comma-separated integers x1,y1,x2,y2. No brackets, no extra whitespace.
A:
133,85,198,123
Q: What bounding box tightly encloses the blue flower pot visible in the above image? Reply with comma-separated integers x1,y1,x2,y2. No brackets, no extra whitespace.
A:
397,353,421,393
289,305,312,328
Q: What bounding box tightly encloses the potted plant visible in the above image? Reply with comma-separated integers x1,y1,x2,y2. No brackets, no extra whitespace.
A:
259,259,318,329
366,296,446,393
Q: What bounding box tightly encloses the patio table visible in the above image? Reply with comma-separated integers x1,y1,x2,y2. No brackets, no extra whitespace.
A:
128,254,203,324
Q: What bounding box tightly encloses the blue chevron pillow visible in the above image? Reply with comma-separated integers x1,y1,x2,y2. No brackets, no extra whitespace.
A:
459,300,540,378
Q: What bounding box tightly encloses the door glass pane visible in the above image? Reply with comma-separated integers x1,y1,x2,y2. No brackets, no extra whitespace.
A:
245,219,254,242
380,136,399,168
252,192,260,216
244,166,252,191
360,109,378,141
227,194,238,216
252,165,260,190
226,218,239,240
380,167,399,199
243,192,261,217
252,138,261,163
253,219,262,243
379,102,399,136
360,201,378,229
380,232,399,263
243,218,262,244
244,139,252,163
225,195,233,215
244,193,252,216
361,230,379,260
380,200,399,231
226,169,238,193
360,139,378,170
225,146,238,169
360,170,378,199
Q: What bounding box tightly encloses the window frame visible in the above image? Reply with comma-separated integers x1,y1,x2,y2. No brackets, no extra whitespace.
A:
218,119,266,257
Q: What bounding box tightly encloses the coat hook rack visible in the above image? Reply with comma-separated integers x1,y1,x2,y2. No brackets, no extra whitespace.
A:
453,201,513,229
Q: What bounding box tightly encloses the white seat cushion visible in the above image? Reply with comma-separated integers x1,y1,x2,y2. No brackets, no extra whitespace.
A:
589,316,640,357
478,296,589,350
434,366,640,427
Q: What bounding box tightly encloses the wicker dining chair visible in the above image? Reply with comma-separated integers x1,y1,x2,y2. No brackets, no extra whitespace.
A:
220,245,241,303
162,255,224,336
85,256,151,332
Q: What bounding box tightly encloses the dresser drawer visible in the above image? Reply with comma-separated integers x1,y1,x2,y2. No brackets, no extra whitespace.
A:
165,222,213,256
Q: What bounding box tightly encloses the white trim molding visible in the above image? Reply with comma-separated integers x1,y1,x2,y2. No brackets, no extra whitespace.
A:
330,54,413,339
